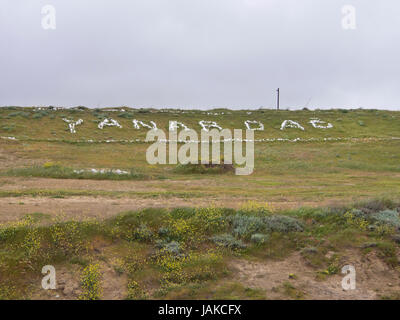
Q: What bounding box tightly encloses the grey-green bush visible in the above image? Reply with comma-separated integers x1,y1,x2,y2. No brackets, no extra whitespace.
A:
156,240,182,256
130,224,153,242
211,234,246,249
229,214,304,239
230,215,265,239
263,215,304,233
369,210,400,228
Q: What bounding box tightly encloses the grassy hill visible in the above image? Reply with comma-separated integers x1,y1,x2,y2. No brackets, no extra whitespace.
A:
0,106,399,202
1,107,400,142
1,107,400,300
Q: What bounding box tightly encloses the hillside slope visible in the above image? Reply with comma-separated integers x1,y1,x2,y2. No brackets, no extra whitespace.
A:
1,107,399,142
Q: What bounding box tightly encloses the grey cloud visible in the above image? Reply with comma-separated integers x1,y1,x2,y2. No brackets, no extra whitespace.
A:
0,0,399,109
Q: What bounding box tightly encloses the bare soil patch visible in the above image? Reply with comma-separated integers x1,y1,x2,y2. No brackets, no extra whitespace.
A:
231,250,400,300
0,196,338,223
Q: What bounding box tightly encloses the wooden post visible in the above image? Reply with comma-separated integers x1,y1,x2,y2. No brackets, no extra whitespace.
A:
277,88,280,110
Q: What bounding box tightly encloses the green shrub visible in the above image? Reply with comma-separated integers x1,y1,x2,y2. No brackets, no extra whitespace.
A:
22,227,42,259
123,254,146,275
191,207,226,234
349,209,366,219
301,246,318,255
127,280,147,300
344,210,369,231
156,240,182,256
79,264,102,300
169,208,197,219
118,112,134,119
357,199,396,214
1,124,15,132
263,215,304,233
167,218,194,241
158,227,171,238
326,256,341,275
32,111,49,119
8,111,30,118
377,242,398,267
229,214,303,239
6,164,147,181
0,284,19,300
250,233,269,244
211,234,246,249
50,220,85,255
230,215,265,239
174,163,233,175
128,224,154,242
0,226,18,242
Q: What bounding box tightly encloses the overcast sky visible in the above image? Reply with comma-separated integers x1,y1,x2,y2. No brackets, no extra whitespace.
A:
1,0,399,110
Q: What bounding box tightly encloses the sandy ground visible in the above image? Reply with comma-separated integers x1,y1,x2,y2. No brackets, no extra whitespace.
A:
1,161,397,300
0,196,214,222
0,176,344,223
0,176,208,192
0,196,336,223
232,250,400,300
32,249,400,300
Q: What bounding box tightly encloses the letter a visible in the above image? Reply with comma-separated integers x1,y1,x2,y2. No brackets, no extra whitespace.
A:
341,265,356,290
42,265,56,290
342,5,356,30
41,5,56,30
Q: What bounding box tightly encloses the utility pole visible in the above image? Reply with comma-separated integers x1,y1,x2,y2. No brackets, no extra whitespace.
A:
276,88,280,110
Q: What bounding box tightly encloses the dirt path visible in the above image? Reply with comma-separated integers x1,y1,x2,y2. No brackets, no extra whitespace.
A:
0,176,348,223
0,176,217,192
0,196,336,223
0,196,216,222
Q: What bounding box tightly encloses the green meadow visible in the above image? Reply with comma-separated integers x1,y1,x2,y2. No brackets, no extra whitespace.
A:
1,107,399,203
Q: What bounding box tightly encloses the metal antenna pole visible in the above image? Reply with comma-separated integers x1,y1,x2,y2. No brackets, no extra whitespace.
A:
277,88,280,110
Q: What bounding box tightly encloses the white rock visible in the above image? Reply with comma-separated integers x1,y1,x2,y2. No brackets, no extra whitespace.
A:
199,120,222,132
98,118,122,130
245,120,264,131
63,118,83,134
309,118,333,129
280,120,305,131
169,121,190,131
132,119,157,130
